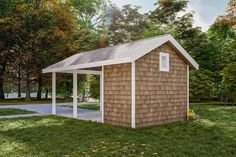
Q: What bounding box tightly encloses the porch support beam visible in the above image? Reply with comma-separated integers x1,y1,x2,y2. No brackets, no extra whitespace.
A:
73,71,78,118
58,70,102,75
52,72,56,115
100,66,104,123
131,61,136,128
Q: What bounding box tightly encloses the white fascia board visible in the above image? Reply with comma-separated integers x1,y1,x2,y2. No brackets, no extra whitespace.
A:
43,57,132,73
57,70,102,75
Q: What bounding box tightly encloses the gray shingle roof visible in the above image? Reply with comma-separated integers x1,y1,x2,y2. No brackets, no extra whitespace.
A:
43,34,198,73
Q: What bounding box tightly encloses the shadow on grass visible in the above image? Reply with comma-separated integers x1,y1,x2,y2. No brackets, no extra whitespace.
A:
0,114,235,157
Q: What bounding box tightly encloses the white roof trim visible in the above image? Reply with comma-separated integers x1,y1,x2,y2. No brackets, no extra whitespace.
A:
43,57,132,73
43,34,199,73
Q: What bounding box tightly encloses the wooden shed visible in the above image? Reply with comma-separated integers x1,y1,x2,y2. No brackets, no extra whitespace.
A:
43,34,199,128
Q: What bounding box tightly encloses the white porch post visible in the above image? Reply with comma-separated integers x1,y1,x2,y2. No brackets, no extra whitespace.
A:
52,72,56,115
100,66,104,123
131,61,136,128
73,71,78,118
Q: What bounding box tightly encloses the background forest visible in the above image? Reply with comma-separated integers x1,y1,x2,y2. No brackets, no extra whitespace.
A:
0,0,235,103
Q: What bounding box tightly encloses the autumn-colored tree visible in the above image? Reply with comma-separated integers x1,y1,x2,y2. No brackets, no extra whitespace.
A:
1,0,80,100
0,0,20,99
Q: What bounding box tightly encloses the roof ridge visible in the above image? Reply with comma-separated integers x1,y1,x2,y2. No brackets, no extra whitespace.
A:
76,34,170,55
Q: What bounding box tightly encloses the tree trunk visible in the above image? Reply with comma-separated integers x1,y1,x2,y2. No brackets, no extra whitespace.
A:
37,72,42,100
17,66,21,98
45,88,48,99
25,72,31,101
0,76,4,99
0,63,6,100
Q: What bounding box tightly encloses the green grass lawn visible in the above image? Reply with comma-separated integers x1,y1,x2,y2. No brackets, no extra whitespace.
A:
64,104,100,110
0,108,35,116
79,104,100,110
0,104,235,157
0,98,72,105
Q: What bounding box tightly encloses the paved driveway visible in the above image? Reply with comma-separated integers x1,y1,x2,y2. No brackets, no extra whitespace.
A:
0,104,102,122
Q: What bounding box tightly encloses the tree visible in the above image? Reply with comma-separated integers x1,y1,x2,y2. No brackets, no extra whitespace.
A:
150,0,188,24
190,69,215,102
88,75,100,100
0,0,19,99
106,4,148,45
1,0,81,100
220,63,236,103
207,18,236,99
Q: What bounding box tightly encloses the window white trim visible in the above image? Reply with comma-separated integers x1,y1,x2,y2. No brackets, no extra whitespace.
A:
159,52,169,72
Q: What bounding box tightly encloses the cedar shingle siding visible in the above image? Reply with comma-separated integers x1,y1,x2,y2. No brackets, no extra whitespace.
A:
104,63,132,127
135,43,188,128
103,43,187,128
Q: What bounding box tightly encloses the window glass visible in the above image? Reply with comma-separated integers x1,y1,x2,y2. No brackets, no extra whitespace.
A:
162,56,168,68
160,53,169,72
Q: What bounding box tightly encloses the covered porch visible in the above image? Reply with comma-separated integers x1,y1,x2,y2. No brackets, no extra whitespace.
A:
49,67,104,123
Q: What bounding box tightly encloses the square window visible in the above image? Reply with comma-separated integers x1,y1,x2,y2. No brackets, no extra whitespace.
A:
160,52,169,72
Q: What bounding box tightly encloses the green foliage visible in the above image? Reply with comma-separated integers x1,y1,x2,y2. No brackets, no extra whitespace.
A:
106,4,148,45
220,63,236,102
0,0,18,18
88,75,100,100
150,0,188,24
190,69,215,102
78,104,100,110
57,75,73,99
139,21,165,38
71,0,106,29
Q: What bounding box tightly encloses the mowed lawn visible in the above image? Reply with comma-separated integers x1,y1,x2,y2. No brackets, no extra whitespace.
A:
0,108,35,116
0,104,235,157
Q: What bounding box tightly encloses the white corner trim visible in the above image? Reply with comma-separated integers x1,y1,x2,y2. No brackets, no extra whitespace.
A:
159,52,170,72
52,72,56,115
101,66,104,123
131,61,136,128
187,65,189,114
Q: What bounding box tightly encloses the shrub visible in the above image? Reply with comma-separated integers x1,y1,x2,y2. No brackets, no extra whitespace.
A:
187,110,200,122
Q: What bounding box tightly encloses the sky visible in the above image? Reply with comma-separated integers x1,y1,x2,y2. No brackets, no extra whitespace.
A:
110,0,229,31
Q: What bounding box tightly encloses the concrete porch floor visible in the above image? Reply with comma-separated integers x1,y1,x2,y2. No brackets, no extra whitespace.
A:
0,104,102,122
